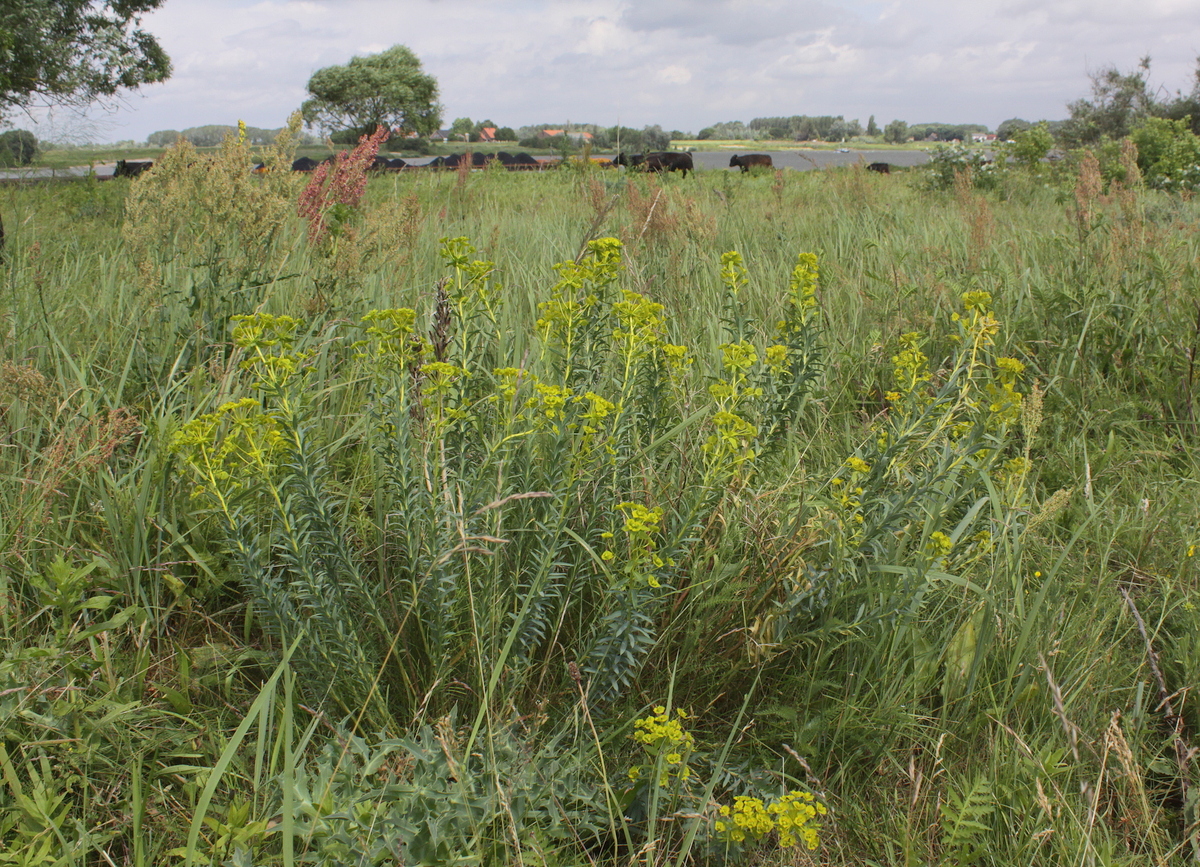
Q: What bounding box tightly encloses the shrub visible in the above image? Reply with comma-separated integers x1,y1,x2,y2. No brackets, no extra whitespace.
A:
0,129,37,166
923,142,1001,190
1008,122,1054,168
1130,115,1200,191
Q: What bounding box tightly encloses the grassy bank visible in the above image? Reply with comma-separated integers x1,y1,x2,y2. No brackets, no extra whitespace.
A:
2,135,1199,865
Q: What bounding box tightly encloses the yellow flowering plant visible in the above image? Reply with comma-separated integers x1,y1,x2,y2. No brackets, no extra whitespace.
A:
753,289,1033,666
621,703,827,859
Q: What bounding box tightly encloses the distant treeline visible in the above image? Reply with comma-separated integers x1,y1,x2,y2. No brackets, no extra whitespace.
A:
699,116,991,142
513,124,683,152
146,125,320,148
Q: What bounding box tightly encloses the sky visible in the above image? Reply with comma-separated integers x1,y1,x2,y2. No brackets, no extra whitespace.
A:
28,0,1200,143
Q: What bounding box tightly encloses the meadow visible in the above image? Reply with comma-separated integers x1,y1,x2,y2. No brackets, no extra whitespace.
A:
2,127,1200,866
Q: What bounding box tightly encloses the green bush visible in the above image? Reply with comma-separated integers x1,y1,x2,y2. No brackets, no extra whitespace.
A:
1131,115,1200,190
0,129,37,166
1009,122,1055,168
923,142,1001,190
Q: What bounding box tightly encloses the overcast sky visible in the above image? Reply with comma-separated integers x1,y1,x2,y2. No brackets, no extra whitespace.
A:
32,0,1200,142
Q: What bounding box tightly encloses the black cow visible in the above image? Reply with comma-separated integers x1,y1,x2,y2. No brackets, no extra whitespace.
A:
644,152,694,178
113,159,153,178
614,152,645,168
292,156,320,172
866,162,891,174
729,154,773,173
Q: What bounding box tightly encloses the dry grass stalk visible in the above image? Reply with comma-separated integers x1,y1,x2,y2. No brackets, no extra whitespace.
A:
1074,150,1103,235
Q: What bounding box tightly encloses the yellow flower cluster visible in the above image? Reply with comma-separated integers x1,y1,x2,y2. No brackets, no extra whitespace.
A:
844,456,871,474
720,251,749,296
986,356,1026,425
170,398,284,502
613,289,666,366
355,308,420,367
769,789,827,849
783,252,820,332
890,331,931,402
715,795,773,842
927,530,953,559
720,341,758,373
765,344,789,373
714,790,826,850
630,705,694,787
526,382,573,431
537,238,624,358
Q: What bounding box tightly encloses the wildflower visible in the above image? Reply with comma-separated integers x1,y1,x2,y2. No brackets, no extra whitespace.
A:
961,290,992,312
844,456,871,474
297,125,388,243
782,252,820,331
661,343,691,367
996,357,1025,377
927,531,953,559
720,251,748,296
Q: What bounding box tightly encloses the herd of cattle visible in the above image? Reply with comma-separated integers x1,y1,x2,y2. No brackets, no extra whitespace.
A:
112,152,893,179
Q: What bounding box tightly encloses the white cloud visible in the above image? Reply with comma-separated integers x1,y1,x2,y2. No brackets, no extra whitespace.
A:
657,65,692,85
39,0,1200,143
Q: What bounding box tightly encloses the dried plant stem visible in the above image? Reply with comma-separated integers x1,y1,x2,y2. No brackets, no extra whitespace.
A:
1118,583,1199,862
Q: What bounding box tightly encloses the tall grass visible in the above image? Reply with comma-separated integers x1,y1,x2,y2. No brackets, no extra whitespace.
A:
2,141,1200,864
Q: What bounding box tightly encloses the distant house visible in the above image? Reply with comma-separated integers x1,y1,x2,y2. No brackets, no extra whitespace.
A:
971,133,998,143
479,127,496,142
429,129,451,142
538,129,594,144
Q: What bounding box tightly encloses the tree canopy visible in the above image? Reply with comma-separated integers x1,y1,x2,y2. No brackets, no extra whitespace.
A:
301,45,441,139
1062,57,1156,145
0,0,171,116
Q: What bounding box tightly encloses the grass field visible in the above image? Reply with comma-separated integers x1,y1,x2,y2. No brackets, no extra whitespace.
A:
2,130,1200,865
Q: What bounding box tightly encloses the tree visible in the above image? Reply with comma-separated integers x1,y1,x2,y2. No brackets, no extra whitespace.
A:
884,119,908,144
1130,116,1200,191
0,129,36,165
1160,56,1200,135
301,44,441,139
642,124,670,151
1009,122,1054,168
147,129,181,147
1062,57,1156,146
995,118,1030,141
449,117,473,141
866,115,879,137
0,0,171,116
0,1,170,256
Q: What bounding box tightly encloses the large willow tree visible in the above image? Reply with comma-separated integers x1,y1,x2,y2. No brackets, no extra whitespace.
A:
300,44,442,139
